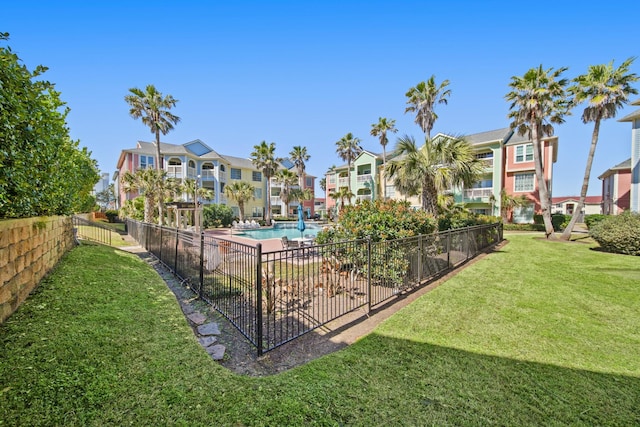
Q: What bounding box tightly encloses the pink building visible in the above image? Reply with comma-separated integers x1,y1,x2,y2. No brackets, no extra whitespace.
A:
599,159,631,214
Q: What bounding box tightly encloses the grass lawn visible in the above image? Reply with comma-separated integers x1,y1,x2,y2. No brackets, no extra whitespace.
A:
1,234,639,425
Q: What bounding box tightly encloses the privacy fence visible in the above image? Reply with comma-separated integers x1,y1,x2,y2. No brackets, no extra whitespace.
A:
126,220,503,355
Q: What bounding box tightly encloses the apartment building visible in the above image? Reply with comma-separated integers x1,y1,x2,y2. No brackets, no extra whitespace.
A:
617,99,640,212
325,128,558,223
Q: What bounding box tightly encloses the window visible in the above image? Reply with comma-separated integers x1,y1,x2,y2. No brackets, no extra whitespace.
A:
139,155,154,169
254,187,262,199
230,168,241,180
252,207,263,218
252,171,262,182
514,173,534,192
515,144,533,162
306,177,313,187
475,151,493,159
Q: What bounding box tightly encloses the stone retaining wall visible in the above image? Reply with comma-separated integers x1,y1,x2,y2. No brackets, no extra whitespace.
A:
0,216,74,323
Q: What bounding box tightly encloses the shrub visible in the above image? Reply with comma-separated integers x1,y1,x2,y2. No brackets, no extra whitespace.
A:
533,213,567,231
589,211,640,256
584,214,608,229
104,210,119,223
503,223,545,232
202,204,234,228
438,211,499,231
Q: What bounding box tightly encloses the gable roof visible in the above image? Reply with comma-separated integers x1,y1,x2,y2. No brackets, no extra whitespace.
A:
598,158,631,179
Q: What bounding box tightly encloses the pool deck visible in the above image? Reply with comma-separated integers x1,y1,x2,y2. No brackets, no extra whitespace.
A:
207,223,329,253
206,228,285,252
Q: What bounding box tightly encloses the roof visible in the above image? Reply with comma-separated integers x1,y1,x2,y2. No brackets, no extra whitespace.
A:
551,195,602,204
598,158,631,179
464,128,513,145
618,108,640,122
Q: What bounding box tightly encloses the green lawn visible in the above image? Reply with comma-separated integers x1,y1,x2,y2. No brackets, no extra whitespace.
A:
1,234,639,426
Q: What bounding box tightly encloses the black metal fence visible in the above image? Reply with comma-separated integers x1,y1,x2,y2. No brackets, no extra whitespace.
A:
126,219,503,355
72,215,113,246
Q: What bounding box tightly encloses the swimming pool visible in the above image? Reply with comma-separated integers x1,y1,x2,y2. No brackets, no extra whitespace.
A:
234,222,322,240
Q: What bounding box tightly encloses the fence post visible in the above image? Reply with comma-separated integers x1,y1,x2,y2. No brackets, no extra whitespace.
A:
198,232,205,298
159,226,163,262
256,243,264,356
367,237,372,312
466,227,471,260
174,228,179,273
418,235,423,284
446,230,451,267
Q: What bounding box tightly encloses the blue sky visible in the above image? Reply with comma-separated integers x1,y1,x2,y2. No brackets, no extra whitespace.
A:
5,1,640,197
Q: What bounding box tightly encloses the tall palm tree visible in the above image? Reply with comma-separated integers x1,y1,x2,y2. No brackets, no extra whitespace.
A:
561,58,638,240
120,168,167,224
335,132,362,204
289,146,310,188
274,169,299,215
370,117,398,199
223,181,255,221
506,65,571,238
386,135,483,216
124,85,180,170
250,141,280,225
405,75,451,138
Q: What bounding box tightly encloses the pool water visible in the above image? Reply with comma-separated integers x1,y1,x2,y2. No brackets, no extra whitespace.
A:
236,223,321,240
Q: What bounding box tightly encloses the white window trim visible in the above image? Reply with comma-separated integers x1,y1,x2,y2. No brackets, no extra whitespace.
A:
515,144,533,163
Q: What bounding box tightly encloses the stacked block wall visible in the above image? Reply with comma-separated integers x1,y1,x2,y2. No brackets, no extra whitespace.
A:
0,216,74,323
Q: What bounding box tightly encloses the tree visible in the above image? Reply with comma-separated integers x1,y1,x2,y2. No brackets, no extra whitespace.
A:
124,85,180,170
95,184,116,210
405,75,451,138
120,168,168,223
289,146,310,188
223,181,255,221
386,135,483,216
335,132,362,204
490,189,531,223
251,141,280,225
330,187,355,213
0,32,99,218
274,169,299,215
370,117,398,199
561,58,638,240
506,65,571,238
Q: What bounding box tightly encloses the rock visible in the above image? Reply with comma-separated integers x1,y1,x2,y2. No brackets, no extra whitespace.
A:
199,336,217,347
197,322,221,336
187,312,207,325
206,344,226,360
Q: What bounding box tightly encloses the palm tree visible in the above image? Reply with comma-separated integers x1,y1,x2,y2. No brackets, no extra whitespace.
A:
490,189,531,223
405,75,451,138
506,65,571,238
330,187,354,213
289,146,310,188
274,169,299,216
386,135,483,216
335,132,362,204
370,117,398,199
250,141,280,225
124,85,180,170
561,58,638,240
120,168,167,224
223,181,255,221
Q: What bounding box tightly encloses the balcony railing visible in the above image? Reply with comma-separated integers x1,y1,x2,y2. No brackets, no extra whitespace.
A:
271,197,282,205
201,169,215,180
481,158,494,168
187,166,197,179
356,174,372,183
167,165,183,179
338,177,349,187
463,188,493,200
356,195,372,202
219,171,226,182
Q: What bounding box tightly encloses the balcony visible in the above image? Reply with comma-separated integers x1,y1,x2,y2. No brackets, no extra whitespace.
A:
271,196,282,205
166,165,183,179
201,169,215,180
463,188,493,201
356,195,372,202
338,177,349,187
356,174,372,183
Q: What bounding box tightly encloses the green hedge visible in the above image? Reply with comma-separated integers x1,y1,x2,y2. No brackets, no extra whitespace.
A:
584,214,608,229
